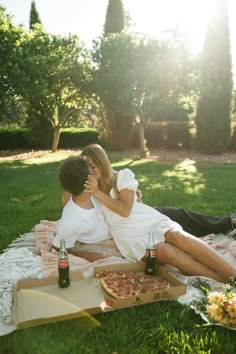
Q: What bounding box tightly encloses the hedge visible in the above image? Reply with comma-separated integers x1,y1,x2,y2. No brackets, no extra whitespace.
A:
0,128,99,150
58,128,99,148
0,128,31,149
1,123,235,151
229,122,236,151
130,121,194,149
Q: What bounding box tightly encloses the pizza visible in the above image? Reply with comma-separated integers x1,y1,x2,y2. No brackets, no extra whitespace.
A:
99,270,170,299
95,270,113,278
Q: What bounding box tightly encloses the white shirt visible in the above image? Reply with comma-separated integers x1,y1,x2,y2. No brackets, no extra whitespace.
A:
53,196,111,248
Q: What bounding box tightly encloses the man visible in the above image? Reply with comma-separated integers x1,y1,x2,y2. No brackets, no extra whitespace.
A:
52,156,118,261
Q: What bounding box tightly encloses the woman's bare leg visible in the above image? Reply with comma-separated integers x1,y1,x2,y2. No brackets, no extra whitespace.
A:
164,228,236,280
155,242,227,282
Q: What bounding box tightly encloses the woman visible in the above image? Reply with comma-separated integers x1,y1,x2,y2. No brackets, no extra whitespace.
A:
82,144,236,282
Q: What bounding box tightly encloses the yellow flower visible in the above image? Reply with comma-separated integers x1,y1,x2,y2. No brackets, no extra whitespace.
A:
207,291,227,305
226,303,236,319
205,290,236,327
206,303,224,322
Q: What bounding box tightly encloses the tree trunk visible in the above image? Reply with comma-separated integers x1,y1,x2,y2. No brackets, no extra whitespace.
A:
139,121,148,158
51,127,61,152
139,121,146,157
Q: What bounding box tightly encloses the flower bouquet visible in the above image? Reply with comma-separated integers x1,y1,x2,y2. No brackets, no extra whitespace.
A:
191,277,236,330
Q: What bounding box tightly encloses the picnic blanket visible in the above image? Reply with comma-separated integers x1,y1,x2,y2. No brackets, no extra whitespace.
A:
1,221,236,336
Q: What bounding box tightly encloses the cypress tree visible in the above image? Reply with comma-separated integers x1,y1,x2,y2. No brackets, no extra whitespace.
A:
101,0,129,148
104,0,125,36
195,0,233,154
29,1,42,29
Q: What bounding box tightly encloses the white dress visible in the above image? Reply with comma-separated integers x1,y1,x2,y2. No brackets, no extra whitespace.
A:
102,169,182,261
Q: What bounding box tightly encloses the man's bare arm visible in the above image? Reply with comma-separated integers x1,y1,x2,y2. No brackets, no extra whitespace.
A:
68,250,106,262
51,244,106,262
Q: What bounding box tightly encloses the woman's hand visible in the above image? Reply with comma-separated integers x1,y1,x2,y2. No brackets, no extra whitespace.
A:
84,174,100,195
85,174,134,218
136,189,143,203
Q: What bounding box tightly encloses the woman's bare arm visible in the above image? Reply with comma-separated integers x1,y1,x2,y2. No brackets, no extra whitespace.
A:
84,175,134,217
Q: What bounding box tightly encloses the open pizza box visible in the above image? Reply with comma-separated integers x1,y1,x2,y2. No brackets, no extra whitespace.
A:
13,261,186,329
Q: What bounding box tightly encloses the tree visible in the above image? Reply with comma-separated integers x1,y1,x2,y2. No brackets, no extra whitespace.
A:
104,0,125,36
195,0,233,154
94,0,127,148
92,32,137,148
93,30,196,154
16,27,93,151
0,6,25,126
140,32,197,134
29,1,42,29
131,33,196,156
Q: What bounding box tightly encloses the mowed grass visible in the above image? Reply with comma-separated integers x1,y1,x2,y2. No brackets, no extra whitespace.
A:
0,150,236,354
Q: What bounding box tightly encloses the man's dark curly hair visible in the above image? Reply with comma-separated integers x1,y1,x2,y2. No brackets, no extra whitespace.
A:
59,156,89,196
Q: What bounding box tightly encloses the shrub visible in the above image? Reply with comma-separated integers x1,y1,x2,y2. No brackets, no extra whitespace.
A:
130,122,193,149
0,128,31,149
165,121,193,149
0,128,99,150
229,122,236,151
26,116,53,149
144,123,167,148
58,128,99,148
130,123,167,148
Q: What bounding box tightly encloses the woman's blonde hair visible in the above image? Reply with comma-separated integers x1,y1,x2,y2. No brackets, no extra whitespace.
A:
81,144,118,195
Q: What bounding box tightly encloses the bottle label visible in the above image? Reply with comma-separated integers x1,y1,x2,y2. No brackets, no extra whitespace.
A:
150,250,156,258
146,249,156,258
58,259,69,268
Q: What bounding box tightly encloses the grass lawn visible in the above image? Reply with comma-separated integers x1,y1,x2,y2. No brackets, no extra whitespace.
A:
0,150,236,354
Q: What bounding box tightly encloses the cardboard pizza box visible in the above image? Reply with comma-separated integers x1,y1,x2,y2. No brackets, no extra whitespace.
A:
13,262,186,329
93,262,186,309
13,271,110,329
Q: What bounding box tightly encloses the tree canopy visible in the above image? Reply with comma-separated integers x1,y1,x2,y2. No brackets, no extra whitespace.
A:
16,27,93,151
0,7,25,125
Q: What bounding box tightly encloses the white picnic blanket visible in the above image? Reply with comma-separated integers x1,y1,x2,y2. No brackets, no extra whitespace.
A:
0,221,236,336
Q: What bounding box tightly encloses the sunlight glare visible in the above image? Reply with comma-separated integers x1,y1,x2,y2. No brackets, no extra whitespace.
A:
126,0,215,53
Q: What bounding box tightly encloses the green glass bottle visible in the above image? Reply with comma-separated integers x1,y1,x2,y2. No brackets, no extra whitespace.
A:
145,232,156,276
58,239,70,288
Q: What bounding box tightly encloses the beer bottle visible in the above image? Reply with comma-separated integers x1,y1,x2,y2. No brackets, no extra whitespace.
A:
58,239,70,288
145,232,156,276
